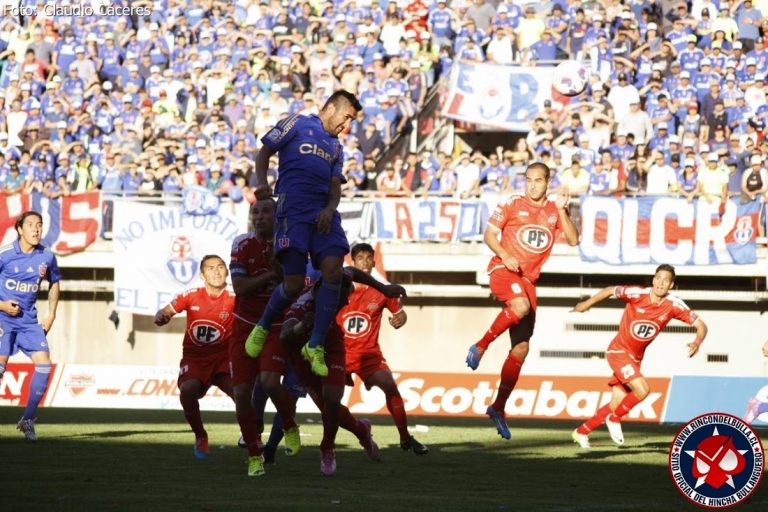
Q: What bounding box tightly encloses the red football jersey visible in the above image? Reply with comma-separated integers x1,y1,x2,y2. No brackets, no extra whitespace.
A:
607,286,699,360
169,287,235,358
486,196,562,283
337,284,401,357
229,233,281,325
285,287,343,350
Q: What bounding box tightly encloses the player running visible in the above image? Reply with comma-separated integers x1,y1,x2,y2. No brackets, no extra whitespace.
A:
154,254,235,460
337,243,428,455
281,268,406,475
245,90,363,378
465,162,579,439
229,199,300,477
0,211,61,441
570,264,708,448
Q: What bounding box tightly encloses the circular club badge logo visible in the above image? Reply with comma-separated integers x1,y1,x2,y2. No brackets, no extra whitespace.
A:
669,413,764,509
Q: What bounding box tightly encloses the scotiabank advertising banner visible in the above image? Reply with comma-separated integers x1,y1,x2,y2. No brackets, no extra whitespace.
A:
1,364,669,423
347,373,670,422
0,363,58,407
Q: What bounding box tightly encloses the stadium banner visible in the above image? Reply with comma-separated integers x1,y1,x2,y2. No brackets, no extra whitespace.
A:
372,198,487,242
0,191,102,255
112,202,248,315
441,62,554,131
579,196,760,265
345,372,670,422
0,363,59,407
7,364,671,422
663,376,768,424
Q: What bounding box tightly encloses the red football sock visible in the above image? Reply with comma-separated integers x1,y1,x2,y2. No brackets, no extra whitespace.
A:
476,308,521,350
338,405,365,439
236,409,263,456
385,391,409,442
491,352,524,412
577,403,613,435
268,387,297,430
180,394,207,439
612,392,643,420
321,404,340,451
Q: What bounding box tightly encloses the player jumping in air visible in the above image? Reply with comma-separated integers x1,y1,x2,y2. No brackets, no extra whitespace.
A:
0,211,61,441
570,264,708,448
154,255,236,460
246,90,363,378
465,162,580,439
337,243,428,455
281,268,406,475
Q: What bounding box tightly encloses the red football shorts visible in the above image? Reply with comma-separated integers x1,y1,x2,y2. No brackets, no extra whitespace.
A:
178,352,230,391
489,269,538,309
346,352,390,388
258,332,288,375
289,337,346,388
229,316,260,387
606,350,644,388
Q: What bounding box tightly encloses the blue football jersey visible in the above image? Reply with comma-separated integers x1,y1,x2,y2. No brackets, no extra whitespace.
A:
261,114,345,216
0,240,61,325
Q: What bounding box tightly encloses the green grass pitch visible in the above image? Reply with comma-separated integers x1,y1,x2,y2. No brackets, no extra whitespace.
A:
1,407,765,512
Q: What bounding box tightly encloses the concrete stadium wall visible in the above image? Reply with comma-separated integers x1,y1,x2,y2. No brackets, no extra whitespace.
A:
29,299,768,378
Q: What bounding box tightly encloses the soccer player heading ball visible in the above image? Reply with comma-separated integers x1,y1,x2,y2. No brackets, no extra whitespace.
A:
0,211,61,441
465,163,580,439
570,264,708,448
245,90,363,378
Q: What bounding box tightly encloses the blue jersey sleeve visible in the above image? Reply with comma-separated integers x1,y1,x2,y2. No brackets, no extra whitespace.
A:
261,114,302,152
46,252,61,284
333,144,346,184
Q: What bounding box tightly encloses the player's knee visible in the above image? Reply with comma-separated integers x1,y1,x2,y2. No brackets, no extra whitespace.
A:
234,385,253,409
259,373,281,393
511,342,529,361
632,381,650,400
320,264,343,283
282,275,305,296
509,300,530,318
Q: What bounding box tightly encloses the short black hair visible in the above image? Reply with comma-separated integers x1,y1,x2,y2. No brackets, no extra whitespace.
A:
15,211,43,237
655,263,676,280
526,161,551,179
351,243,375,258
199,254,225,272
323,89,362,112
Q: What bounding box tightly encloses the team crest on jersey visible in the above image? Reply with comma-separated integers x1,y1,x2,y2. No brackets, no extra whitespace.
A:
629,320,658,341
189,319,225,345
669,413,764,509
340,311,372,337
278,236,290,249
165,235,199,285
219,311,230,320
265,127,282,143
516,224,553,254
38,264,47,278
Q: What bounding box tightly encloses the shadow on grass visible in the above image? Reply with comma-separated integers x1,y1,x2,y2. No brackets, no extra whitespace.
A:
0,408,765,512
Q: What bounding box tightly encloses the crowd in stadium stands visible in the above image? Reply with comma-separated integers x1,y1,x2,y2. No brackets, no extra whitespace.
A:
0,1,767,208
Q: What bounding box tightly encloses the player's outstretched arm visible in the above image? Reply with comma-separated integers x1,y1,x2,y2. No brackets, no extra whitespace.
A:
763,339,768,358
344,267,407,298
153,305,176,327
42,281,60,334
232,271,280,296
686,318,708,358
571,286,616,313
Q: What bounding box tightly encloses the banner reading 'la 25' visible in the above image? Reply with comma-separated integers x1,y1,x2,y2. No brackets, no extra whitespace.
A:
579,196,761,265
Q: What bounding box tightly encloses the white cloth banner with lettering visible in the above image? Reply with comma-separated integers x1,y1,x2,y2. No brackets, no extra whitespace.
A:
113,202,248,314
442,62,555,131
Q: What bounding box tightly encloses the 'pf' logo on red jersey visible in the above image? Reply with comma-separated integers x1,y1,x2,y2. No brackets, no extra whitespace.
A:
516,225,553,254
629,320,658,341
340,312,371,337
189,320,225,345
669,412,764,509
